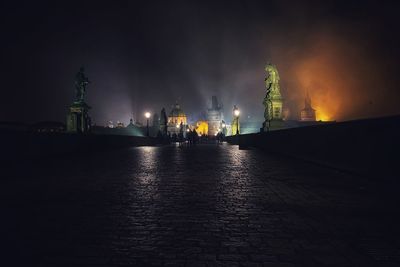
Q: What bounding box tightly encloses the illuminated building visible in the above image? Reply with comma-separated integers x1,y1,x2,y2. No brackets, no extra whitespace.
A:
195,121,208,135
167,102,188,136
116,121,125,128
300,92,316,121
207,96,223,136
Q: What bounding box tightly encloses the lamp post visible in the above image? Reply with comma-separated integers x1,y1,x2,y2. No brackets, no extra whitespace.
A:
145,112,151,137
233,106,240,135
221,121,226,137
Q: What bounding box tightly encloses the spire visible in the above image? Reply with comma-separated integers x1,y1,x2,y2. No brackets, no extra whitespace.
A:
304,90,312,109
211,96,218,109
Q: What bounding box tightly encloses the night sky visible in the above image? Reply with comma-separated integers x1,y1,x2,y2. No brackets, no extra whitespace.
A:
1,0,399,125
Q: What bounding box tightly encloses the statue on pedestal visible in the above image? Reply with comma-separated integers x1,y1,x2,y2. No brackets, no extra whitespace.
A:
67,67,92,133
75,67,90,102
262,63,283,131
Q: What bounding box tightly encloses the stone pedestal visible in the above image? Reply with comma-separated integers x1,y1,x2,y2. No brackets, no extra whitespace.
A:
269,119,285,130
66,101,91,133
232,117,240,135
262,121,269,132
262,119,285,132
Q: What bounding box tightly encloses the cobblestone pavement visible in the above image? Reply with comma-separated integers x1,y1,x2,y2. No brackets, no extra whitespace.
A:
2,144,400,266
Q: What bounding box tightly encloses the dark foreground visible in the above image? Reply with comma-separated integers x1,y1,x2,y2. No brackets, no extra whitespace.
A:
2,144,400,266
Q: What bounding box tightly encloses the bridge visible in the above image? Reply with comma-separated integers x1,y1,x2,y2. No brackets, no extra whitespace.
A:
2,133,400,266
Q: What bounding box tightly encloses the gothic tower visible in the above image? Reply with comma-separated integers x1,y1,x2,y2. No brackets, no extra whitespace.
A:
300,91,316,121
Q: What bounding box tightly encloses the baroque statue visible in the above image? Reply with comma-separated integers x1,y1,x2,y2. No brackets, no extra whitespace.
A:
75,66,90,102
262,63,283,131
67,66,92,133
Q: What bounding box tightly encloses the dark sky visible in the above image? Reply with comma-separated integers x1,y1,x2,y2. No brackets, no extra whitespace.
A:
1,0,399,125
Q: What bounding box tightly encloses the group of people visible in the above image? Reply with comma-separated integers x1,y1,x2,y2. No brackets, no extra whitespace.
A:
186,129,199,145
157,128,225,146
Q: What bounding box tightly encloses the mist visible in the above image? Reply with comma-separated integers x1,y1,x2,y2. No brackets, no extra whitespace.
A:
0,0,399,125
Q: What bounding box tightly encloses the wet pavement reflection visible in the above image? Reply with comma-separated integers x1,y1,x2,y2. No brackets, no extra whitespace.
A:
2,144,400,266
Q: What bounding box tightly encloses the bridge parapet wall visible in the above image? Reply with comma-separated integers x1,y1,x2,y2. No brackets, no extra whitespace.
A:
226,116,400,179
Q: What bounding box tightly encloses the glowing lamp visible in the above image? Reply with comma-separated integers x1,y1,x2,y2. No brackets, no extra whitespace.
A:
144,112,151,119
221,123,226,128
176,124,180,128
234,109,240,117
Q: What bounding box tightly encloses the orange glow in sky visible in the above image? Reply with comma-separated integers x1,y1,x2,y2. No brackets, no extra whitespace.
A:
272,32,393,122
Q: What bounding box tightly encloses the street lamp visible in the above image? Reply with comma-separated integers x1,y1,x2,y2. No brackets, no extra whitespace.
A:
221,121,227,137
144,112,151,136
233,106,240,135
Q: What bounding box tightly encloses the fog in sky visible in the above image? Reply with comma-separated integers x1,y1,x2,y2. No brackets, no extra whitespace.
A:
1,0,399,125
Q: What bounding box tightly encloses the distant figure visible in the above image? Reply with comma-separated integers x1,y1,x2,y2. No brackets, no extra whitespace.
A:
216,132,224,144
172,133,177,143
178,132,184,146
187,129,193,146
178,122,184,146
192,129,198,145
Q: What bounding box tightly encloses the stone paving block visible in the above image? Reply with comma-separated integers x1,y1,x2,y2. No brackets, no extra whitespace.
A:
3,144,400,266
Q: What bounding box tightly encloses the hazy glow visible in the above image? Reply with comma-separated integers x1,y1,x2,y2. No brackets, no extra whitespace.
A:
316,111,331,122
234,109,240,117
144,112,151,119
2,2,400,124
274,32,392,122
295,53,341,122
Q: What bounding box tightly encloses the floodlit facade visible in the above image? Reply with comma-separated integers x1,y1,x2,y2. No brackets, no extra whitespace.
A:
195,121,208,136
167,102,187,136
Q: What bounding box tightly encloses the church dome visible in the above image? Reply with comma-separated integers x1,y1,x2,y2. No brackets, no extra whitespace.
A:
169,103,186,117
167,102,187,127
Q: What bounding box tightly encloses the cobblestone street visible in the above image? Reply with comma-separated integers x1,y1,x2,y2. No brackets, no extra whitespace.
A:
2,144,400,266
